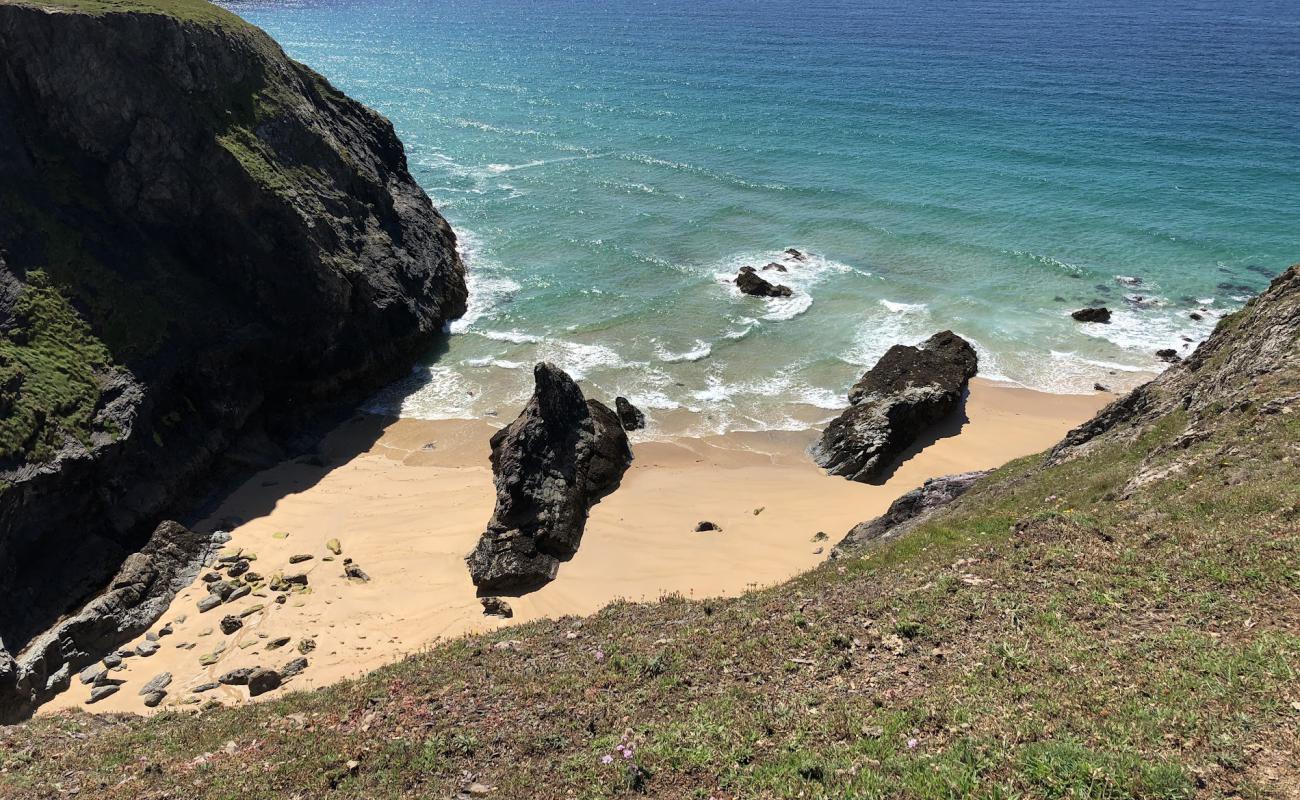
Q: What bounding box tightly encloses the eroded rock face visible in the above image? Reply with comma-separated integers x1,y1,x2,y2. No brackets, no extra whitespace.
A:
0,520,209,722
830,471,989,558
812,331,978,483
0,1,466,701
466,363,632,595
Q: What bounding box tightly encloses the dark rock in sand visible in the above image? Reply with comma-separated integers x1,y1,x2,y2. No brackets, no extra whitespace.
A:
812,331,978,483
466,363,633,595
135,641,159,657
191,682,220,693
226,560,250,578
289,554,313,564
247,668,281,697
78,665,101,685
280,658,309,679
227,585,251,602
832,471,989,558
219,616,243,635
1156,348,1182,364
196,594,223,613
266,637,291,651
142,690,166,708
219,667,255,686
735,266,793,298
480,597,514,618
343,559,370,582
615,397,646,431
87,685,120,704
138,672,172,696
1071,307,1112,323
695,521,721,533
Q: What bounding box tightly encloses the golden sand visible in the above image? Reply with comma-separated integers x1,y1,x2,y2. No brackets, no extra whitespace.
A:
40,379,1108,715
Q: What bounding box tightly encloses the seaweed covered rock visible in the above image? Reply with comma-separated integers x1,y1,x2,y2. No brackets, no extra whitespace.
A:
466,363,632,595
812,331,978,483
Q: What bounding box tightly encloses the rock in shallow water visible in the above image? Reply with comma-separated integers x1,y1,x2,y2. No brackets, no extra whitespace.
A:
735,265,792,298
615,396,646,431
1071,306,1112,323
466,363,633,595
812,331,978,484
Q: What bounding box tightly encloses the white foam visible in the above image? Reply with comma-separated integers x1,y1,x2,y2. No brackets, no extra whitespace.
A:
655,340,712,363
536,340,634,379
879,299,928,314
447,230,521,335
479,329,542,344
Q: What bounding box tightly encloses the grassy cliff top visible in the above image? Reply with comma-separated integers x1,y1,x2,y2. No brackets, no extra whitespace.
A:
0,0,249,29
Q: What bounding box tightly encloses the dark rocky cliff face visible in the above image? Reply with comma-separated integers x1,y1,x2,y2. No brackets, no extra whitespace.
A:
0,1,466,667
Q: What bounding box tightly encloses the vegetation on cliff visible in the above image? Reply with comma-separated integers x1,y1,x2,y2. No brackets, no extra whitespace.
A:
0,270,115,462
2,269,1296,797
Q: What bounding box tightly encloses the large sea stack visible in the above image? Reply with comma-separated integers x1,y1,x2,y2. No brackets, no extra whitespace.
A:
812,331,978,483
0,0,466,718
467,363,633,595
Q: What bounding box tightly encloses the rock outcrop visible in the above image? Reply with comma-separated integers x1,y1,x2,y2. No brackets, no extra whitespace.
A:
812,331,978,483
466,363,632,595
1071,307,1111,323
615,396,646,431
0,520,210,721
1052,265,1300,469
830,471,988,558
735,266,793,298
0,0,466,706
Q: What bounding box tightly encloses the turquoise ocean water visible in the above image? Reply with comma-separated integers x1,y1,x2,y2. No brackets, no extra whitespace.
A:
224,0,1300,435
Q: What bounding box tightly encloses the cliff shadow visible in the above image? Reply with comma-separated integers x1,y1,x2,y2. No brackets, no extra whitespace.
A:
865,388,972,486
182,334,454,536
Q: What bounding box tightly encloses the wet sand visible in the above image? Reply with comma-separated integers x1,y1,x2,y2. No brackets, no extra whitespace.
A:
41,379,1109,715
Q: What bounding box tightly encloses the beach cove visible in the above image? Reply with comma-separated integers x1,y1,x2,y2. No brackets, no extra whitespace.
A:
42,379,1107,715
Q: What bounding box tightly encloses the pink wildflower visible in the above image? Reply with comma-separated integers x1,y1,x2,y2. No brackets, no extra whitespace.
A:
601,754,614,765
907,737,919,749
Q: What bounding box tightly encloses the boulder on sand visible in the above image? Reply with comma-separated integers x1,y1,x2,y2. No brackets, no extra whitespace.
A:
811,331,978,483
466,363,633,595
735,266,793,298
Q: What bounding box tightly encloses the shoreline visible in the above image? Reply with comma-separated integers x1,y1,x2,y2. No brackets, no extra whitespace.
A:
39,378,1110,716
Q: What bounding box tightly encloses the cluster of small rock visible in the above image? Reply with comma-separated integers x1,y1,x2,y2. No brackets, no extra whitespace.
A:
728,248,806,298
1068,274,1219,369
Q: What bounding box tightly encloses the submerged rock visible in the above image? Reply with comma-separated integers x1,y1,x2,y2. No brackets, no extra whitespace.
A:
466,363,633,595
1071,307,1112,323
1156,348,1182,364
735,266,793,298
695,521,721,533
812,331,978,483
615,397,646,431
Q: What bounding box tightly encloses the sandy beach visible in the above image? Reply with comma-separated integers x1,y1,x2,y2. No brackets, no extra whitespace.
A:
40,379,1109,716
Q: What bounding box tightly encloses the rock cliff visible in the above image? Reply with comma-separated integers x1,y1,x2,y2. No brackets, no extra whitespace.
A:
0,0,466,705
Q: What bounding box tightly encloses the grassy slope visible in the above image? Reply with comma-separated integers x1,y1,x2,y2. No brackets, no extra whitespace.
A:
0,0,249,29
1,305,1297,798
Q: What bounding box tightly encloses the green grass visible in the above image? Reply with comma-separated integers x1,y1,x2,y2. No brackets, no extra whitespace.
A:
3,375,1298,798
0,270,115,462
0,0,251,30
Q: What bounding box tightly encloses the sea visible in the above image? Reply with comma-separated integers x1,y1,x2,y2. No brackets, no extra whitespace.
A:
222,0,1300,436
